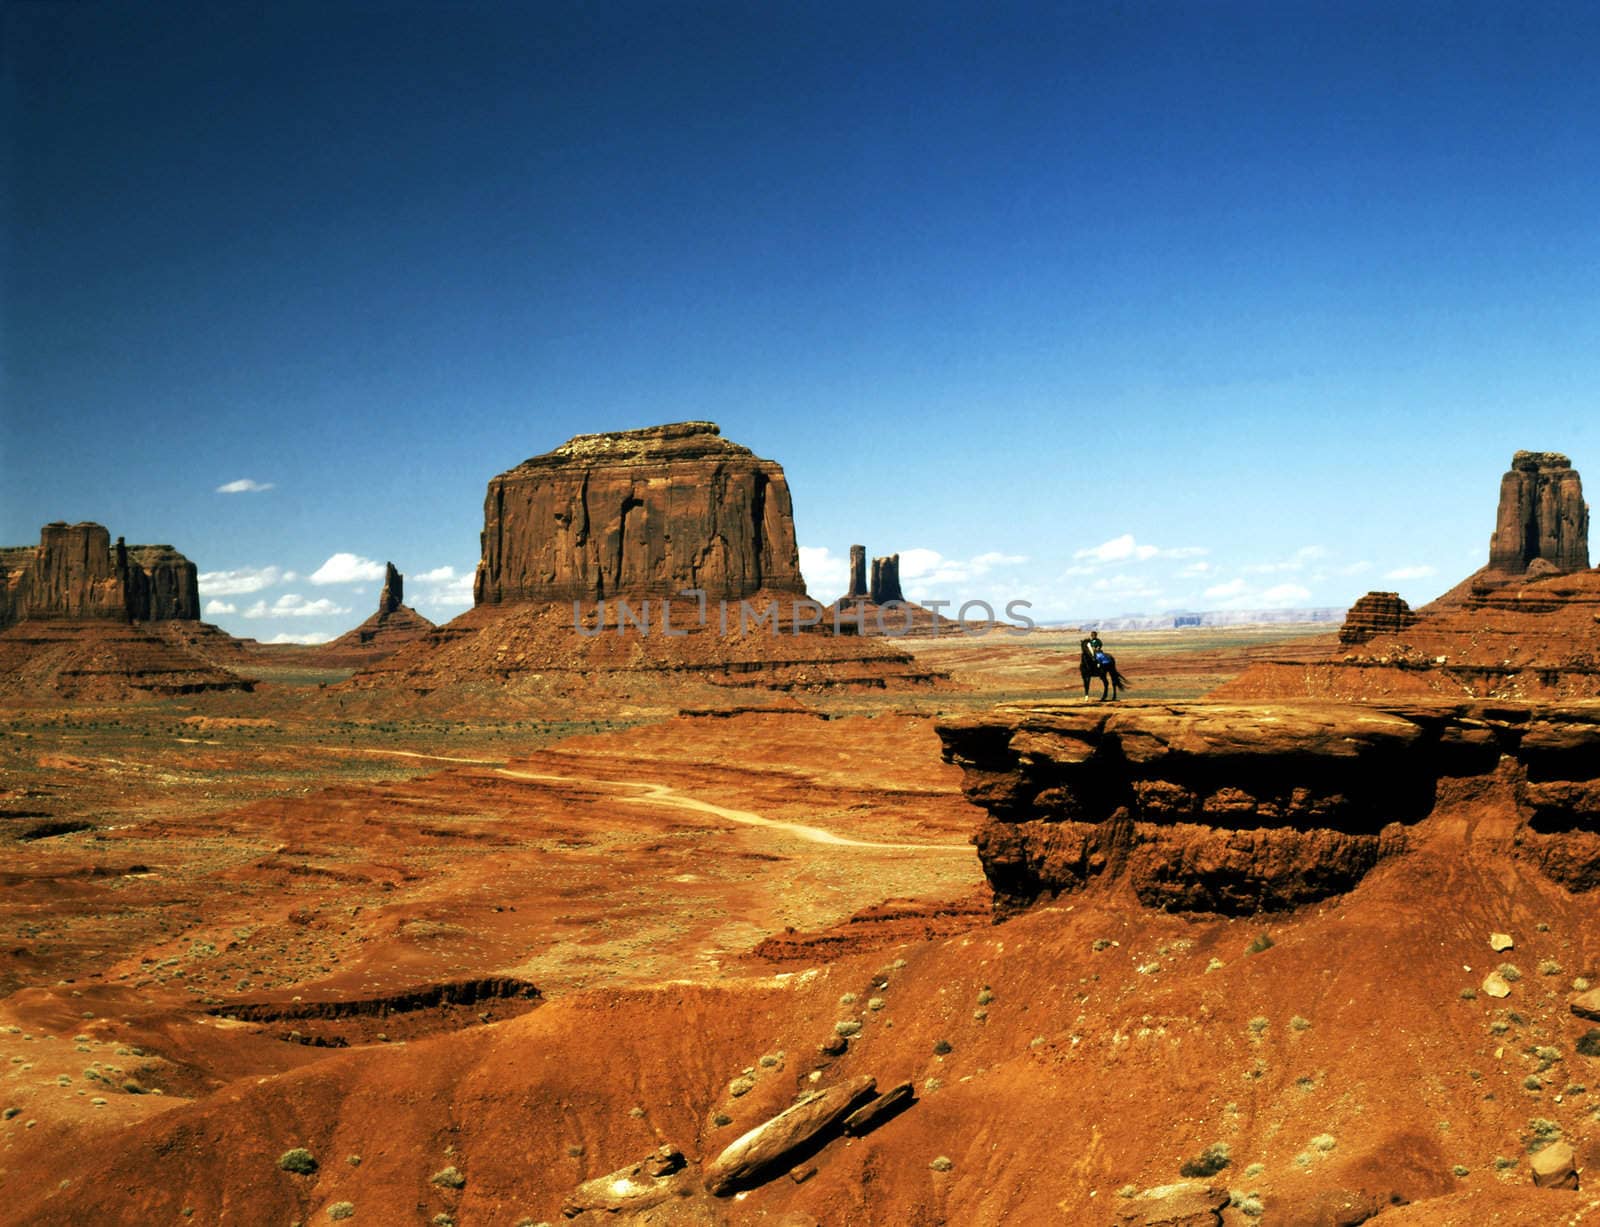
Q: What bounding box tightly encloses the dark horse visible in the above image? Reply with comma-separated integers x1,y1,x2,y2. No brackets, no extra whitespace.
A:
1080,640,1130,701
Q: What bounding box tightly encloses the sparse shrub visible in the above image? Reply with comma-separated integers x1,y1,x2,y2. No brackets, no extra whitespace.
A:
327,1205,355,1222
1576,1029,1600,1058
929,1156,953,1172
1310,1134,1336,1153
1229,1191,1264,1217
933,1039,952,1055
1497,963,1522,982
867,998,886,1012
1576,977,1593,992
1451,1164,1469,1177
1494,1155,1518,1169
566,1144,584,1158
1179,1142,1231,1178
1459,988,1477,1000
973,1008,988,1021
432,1216,455,1227
834,1020,861,1038
712,1113,732,1127
728,1076,755,1097
1524,1076,1543,1092
977,988,994,1006
1525,1118,1561,1153
430,1165,465,1189
2,1107,18,1120
1246,933,1274,955
1290,1015,1311,1030
1248,1016,1269,1036
278,1148,318,1175
1536,922,1550,932
1507,1011,1527,1025
346,1155,361,1167
1540,959,1563,976
759,1051,784,1066
1244,1163,1265,1178
839,993,857,1005
1534,1046,1562,1070
1490,1020,1510,1035
1092,938,1112,952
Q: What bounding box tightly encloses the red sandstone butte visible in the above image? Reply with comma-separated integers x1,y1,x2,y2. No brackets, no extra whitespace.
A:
0,521,200,629
473,421,806,605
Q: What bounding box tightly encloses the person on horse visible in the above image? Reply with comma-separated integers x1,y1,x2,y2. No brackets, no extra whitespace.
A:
1083,630,1109,667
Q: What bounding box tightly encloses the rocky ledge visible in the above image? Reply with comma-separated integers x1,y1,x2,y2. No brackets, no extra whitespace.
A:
936,701,1600,916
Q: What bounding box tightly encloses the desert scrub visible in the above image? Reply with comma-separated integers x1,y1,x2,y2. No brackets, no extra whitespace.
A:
1459,988,1477,1000
327,1205,355,1222
1523,1076,1544,1092
1540,959,1563,976
1494,1155,1518,1170
1245,933,1274,955
1248,1016,1269,1036
867,997,886,1012
758,1052,783,1067
1244,1163,1265,1178
839,992,857,1005
1229,1191,1264,1218
933,1039,952,1055
1525,1118,1561,1153
430,1165,465,1189
1534,1045,1562,1070
728,1076,755,1097
977,988,994,1006
929,1156,953,1172
1092,938,1112,951
1290,1015,1312,1031
1309,1134,1336,1153
834,1020,862,1038
1452,1164,1469,1177
1490,1020,1510,1035
1496,963,1522,982
1179,1142,1231,1178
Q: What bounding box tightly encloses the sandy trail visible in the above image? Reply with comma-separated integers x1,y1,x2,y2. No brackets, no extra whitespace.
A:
495,768,971,852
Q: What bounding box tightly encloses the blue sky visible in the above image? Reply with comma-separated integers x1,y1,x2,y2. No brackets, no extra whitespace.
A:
5,2,1598,641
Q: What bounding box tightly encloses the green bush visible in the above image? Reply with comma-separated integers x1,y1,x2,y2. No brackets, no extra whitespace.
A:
1246,934,1275,956
430,1165,466,1189
278,1148,318,1176
1180,1142,1231,1178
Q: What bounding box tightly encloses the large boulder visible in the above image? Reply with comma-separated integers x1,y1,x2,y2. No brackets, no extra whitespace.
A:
474,421,805,605
703,1075,875,1195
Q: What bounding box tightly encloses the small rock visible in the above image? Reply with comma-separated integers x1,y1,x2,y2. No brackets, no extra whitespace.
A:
841,1081,914,1137
1489,933,1514,952
819,1035,847,1057
789,1165,816,1184
1571,986,1600,1022
1531,1140,1578,1190
1482,973,1512,999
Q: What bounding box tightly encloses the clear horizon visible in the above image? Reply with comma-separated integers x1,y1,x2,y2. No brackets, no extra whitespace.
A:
6,3,1598,642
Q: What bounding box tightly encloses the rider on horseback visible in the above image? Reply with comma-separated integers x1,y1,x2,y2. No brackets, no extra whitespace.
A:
1083,630,1109,667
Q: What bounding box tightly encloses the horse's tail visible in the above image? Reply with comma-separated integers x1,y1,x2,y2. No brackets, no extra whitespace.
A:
1112,667,1131,691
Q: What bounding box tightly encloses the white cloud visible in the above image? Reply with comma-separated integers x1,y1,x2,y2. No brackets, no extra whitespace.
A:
1384,565,1437,581
416,573,475,609
266,631,332,645
1203,579,1249,600
243,594,351,619
216,478,274,494
1089,574,1164,600
1261,583,1312,604
799,546,851,593
203,599,237,615
413,565,458,583
1072,534,1205,566
198,565,287,595
310,553,387,585
896,548,946,579
1179,560,1214,578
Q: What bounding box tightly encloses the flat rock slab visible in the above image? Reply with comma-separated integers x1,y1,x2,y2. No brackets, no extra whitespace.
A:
705,1075,875,1196
1489,932,1514,951
1571,986,1600,1021
1112,1181,1228,1226
1483,972,1513,998
562,1145,690,1217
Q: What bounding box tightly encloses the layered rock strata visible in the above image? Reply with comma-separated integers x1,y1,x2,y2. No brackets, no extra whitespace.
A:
473,421,805,605
1338,591,1418,646
317,563,436,662
0,522,200,629
937,701,1600,916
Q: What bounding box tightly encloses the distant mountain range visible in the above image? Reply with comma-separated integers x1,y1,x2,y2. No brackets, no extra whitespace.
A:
1040,607,1345,632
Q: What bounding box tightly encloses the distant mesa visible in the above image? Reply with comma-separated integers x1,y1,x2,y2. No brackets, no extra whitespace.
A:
473,420,805,605
0,520,200,630
347,423,944,704
1217,449,1600,701
1489,450,1589,575
0,521,248,698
